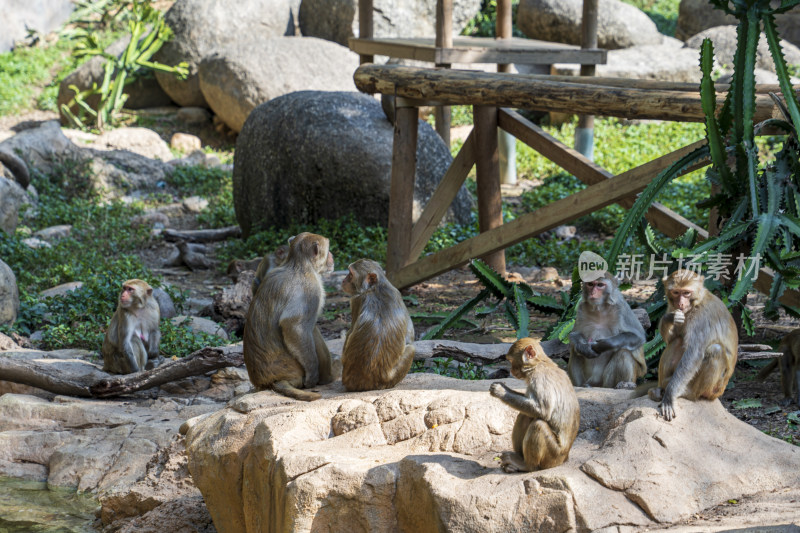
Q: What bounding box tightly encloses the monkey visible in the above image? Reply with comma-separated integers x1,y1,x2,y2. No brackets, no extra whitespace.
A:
102,279,161,374
251,244,289,295
568,271,647,389
489,338,580,472
243,232,334,401
755,329,800,406
340,259,415,391
647,269,738,421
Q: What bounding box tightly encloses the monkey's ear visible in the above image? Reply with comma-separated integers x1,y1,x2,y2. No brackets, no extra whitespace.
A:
366,273,378,287
287,235,296,244
147,287,153,296
312,241,320,257
523,344,537,362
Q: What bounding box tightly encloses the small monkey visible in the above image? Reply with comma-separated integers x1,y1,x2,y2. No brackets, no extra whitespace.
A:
341,259,415,391
251,244,289,295
490,338,580,472
102,279,161,374
568,271,647,389
648,269,738,421
759,329,800,406
243,232,334,401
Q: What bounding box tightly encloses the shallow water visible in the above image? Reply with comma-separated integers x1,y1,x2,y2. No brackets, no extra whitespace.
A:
0,477,99,533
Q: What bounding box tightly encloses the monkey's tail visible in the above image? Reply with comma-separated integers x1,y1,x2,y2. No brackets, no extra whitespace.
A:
755,358,779,382
272,380,321,402
629,380,657,399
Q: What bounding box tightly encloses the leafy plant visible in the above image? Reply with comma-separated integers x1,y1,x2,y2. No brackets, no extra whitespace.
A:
61,0,188,130
410,357,488,380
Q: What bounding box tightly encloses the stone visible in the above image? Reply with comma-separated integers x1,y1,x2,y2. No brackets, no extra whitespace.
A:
676,0,800,47
33,224,71,241
169,132,202,153
298,0,482,47
0,176,30,235
181,196,209,213
0,0,73,53
92,128,174,162
131,210,170,228
0,260,20,325
185,377,800,532
176,107,211,124
517,0,662,50
153,0,293,107
21,237,51,249
152,288,177,320
532,266,560,282
198,37,360,132
685,25,800,73
171,316,229,341
233,91,473,236
57,37,173,125
0,146,31,188
0,332,21,351
40,281,83,299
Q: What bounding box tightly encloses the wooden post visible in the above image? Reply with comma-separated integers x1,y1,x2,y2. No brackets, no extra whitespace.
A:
387,105,418,277
473,105,506,274
358,0,374,64
434,0,453,146
496,0,517,185
576,0,598,159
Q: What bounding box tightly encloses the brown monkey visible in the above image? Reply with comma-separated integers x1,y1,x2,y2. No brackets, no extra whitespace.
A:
341,259,415,391
490,338,580,472
648,269,738,421
243,232,334,401
568,271,647,389
251,244,289,295
102,279,161,374
758,329,800,406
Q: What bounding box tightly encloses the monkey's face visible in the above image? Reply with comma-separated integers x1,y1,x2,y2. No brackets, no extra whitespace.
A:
342,268,357,295
325,251,335,274
119,285,137,308
583,279,608,302
669,288,694,313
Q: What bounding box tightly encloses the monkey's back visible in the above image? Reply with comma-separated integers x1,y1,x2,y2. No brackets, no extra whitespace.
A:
529,363,580,450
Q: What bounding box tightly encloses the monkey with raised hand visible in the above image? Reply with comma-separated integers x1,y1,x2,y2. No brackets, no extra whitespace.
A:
490,338,580,472
568,271,647,389
649,269,738,421
251,244,289,295
243,232,334,401
341,259,415,391
102,279,161,374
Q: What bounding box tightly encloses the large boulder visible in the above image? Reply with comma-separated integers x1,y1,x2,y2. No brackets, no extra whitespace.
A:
0,260,20,325
676,0,800,47
0,0,73,52
198,37,359,132
185,374,800,532
517,0,662,50
57,37,173,126
299,0,482,47
0,177,30,235
153,0,294,108
233,91,473,236
685,25,800,72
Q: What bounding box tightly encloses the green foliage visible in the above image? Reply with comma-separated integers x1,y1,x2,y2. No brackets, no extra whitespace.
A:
168,165,237,228
460,0,524,38
619,0,681,36
410,357,488,380
61,0,188,130
159,318,229,359
731,398,763,409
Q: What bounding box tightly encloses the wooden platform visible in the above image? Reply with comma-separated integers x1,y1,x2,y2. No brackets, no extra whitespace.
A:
348,36,607,65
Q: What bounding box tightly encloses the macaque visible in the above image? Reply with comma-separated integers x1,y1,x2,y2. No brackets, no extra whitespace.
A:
341,259,415,391
243,232,334,401
568,272,647,389
251,244,289,295
490,338,580,472
649,269,738,421
102,279,161,374
757,329,800,406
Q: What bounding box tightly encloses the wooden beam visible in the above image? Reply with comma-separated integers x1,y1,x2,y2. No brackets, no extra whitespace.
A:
357,0,374,64
354,64,780,122
754,269,800,308
387,107,418,274
408,131,477,262
434,0,453,145
473,106,506,274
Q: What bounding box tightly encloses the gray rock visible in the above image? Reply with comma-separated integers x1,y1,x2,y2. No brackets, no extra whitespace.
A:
677,0,800,48
153,0,293,107
181,196,209,213
517,0,662,50
171,316,229,341
91,128,174,162
0,0,73,52
21,237,51,249
0,176,30,235
717,68,781,85
33,224,71,241
169,132,201,153
0,146,30,188
40,282,83,299
233,91,474,236
299,0,482,47
0,260,19,325
152,288,177,320
685,25,800,73
57,37,173,126
198,37,360,132
0,121,79,176
176,107,211,124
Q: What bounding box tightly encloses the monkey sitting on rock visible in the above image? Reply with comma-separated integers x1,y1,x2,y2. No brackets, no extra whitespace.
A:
102,279,161,374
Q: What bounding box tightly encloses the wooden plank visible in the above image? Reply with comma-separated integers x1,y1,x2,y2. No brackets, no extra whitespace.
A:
389,145,708,288
754,269,800,308
408,131,477,262
349,38,437,62
357,0,373,64
473,105,506,274
354,64,779,122
387,107,418,274
437,47,607,65
498,108,709,239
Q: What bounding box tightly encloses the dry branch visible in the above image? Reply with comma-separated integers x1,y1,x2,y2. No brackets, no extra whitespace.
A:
0,356,95,397
163,226,242,243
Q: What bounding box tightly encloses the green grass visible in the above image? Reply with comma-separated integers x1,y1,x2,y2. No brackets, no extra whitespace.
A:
619,0,681,36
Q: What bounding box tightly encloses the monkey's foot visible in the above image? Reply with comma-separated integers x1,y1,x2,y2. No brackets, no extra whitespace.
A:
499,452,529,473
614,381,636,390
648,387,664,402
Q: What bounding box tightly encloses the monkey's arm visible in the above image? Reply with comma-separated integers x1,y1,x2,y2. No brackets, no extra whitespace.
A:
120,328,147,373
569,331,600,358
490,382,548,419
593,306,646,353
281,317,320,388
660,335,704,421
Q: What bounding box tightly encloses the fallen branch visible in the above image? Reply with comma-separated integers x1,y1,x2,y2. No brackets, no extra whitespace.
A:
90,344,244,397
0,356,96,397
163,226,241,243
